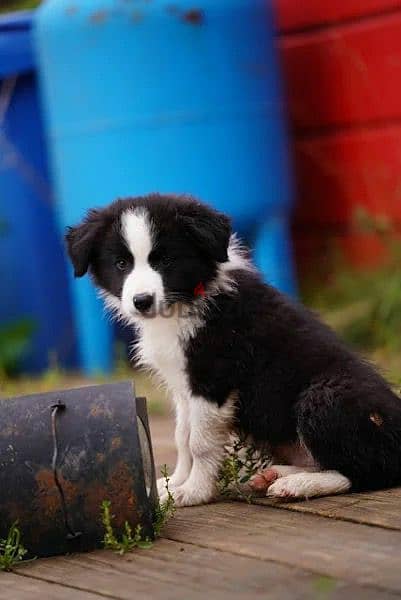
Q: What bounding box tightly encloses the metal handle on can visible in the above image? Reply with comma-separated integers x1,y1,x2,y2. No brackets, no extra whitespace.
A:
51,401,82,541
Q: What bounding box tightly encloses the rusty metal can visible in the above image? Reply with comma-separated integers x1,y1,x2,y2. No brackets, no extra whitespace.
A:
0,381,157,558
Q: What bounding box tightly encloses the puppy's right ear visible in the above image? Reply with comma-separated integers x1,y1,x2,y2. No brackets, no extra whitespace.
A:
65,209,105,277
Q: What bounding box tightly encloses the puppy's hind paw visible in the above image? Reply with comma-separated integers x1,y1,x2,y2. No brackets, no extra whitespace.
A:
266,471,351,500
250,468,280,491
250,465,314,493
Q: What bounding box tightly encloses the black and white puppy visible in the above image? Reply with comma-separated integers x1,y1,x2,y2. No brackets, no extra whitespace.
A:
66,194,401,506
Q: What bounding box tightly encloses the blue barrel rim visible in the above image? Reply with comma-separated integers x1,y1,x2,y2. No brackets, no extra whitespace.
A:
0,10,33,32
0,10,35,77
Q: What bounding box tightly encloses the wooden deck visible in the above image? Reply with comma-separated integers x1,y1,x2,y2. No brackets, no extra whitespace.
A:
5,415,401,599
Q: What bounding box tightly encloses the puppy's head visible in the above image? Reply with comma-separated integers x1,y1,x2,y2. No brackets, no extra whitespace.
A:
66,194,231,321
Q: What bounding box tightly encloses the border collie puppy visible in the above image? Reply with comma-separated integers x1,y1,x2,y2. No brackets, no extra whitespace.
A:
66,194,401,506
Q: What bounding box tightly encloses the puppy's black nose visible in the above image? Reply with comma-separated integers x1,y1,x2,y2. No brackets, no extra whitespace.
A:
133,293,154,313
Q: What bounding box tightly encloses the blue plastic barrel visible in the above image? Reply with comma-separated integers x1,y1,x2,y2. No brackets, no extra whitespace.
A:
34,0,296,374
0,11,76,372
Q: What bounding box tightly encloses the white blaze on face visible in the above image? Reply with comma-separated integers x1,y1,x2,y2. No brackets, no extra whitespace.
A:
120,209,164,318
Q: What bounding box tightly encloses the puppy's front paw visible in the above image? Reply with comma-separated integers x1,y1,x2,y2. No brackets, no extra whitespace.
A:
171,482,216,507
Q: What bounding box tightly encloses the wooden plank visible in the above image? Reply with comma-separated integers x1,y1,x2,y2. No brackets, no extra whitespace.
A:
17,537,400,600
293,125,401,225
256,487,401,531
276,0,401,33
163,502,401,593
280,13,401,129
0,571,99,599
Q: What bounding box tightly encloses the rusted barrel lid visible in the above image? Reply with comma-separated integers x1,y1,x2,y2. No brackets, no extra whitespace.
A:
0,381,156,558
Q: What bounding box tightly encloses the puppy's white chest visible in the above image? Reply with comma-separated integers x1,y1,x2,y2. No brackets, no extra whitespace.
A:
136,318,189,395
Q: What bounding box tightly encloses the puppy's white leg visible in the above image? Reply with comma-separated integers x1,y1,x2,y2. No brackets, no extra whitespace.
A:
172,395,235,507
157,395,192,497
267,471,351,499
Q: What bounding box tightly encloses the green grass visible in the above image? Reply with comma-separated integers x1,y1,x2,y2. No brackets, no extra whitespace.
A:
101,465,176,555
304,209,401,388
153,465,176,537
306,253,401,358
0,523,27,571
313,575,337,599
219,436,270,503
0,0,41,13
101,501,153,554
0,319,35,379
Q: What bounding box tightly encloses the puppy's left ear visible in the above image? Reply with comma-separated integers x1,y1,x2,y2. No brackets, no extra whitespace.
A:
180,210,231,263
65,209,106,277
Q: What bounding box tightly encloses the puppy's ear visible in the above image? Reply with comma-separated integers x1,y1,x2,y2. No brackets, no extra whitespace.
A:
179,209,231,263
65,209,106,277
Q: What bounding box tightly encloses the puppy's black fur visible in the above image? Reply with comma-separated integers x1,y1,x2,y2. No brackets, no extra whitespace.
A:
186,268,401,491
67,194,401,492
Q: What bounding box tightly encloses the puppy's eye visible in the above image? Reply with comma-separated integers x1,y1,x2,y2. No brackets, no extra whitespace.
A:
115,258,129,271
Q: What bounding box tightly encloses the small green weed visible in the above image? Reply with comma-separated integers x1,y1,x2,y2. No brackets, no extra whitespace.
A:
219,436,270,503
101,500,153,555
153,464,176,537
101,465,176,554
0,522,27,571
313,575,337,599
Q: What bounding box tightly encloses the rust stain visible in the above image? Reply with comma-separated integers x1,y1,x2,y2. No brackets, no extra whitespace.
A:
89,10,108,24
111,436,122,451
2,502,31,531
106,461,136,528
90,402,112,418
96,452,106,464
182,9,204,25
370,412,384,427
35,469,58,520
84,482,108,523
35,469,78,520
84,461,136,529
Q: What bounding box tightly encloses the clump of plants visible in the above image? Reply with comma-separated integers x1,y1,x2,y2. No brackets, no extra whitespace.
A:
219,435,270,503
153,464,176,537
101,501,153,554
306,208,401,363
0,522,27,571
101,464,176,555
